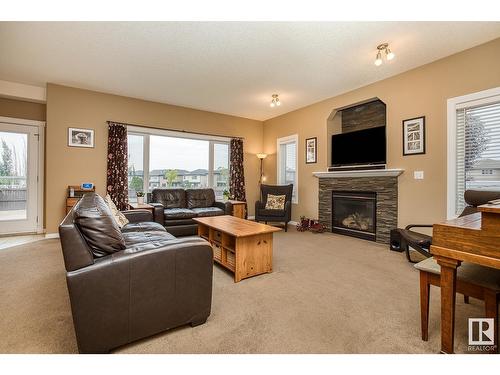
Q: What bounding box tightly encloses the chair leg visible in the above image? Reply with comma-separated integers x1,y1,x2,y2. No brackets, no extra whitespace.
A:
484,290,499,353
420,271,430,341
463,295,470,304
285,222,288,232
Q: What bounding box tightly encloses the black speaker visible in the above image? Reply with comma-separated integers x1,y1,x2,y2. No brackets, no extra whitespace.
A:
389,229,403,252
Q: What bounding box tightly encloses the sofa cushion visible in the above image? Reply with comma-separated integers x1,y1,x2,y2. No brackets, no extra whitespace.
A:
121,222,166,233
164,218,197,226
191,207,224,217
258,208,286,217
74,194,126,257
164,208,198,220
152,189,186,208
186,189,215,209
122,230,177,252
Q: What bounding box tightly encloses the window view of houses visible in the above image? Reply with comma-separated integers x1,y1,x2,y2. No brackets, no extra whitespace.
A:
127,133,230,202
128,167,229,200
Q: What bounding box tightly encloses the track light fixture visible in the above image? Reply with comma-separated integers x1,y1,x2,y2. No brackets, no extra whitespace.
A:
270,94,281,107
374,43,395,66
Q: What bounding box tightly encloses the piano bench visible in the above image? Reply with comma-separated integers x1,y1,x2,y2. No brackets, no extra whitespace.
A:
415,257,500,352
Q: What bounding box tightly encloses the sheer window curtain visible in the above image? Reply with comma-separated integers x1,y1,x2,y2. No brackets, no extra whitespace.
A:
106,121,129,210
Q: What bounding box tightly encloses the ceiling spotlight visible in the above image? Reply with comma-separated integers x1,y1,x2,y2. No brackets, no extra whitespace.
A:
386,48,395,60
374,43,395,66
270,94,280,108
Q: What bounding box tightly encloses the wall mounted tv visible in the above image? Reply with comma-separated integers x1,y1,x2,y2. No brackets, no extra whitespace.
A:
331,126,386,167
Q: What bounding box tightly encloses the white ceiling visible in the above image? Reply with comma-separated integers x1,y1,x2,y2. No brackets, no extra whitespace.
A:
1,22,499,121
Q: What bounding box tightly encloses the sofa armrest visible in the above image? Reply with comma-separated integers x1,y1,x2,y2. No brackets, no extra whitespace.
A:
285,201,292,221
255,200,265,211
149,203,165,224
254,200,264,221
214,200,233,215
122,209,153,223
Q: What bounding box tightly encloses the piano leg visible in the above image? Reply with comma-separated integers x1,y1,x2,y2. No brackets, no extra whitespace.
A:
435,256,462,354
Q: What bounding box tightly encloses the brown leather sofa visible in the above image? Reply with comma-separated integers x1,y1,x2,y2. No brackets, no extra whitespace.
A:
58,193,213,353
150,188,232,236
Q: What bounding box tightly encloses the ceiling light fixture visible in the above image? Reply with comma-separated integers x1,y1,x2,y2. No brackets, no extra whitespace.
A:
270,94,281,107
374,43,395,66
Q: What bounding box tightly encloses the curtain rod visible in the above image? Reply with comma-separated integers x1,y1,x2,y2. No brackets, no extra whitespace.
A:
107,120,244,140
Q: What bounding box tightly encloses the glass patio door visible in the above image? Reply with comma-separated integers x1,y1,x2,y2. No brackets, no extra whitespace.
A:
0,122,39,234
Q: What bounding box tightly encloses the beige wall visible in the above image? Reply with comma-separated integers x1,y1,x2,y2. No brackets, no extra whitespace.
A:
262,38,500,227
45,84,263,233
0,97,46,121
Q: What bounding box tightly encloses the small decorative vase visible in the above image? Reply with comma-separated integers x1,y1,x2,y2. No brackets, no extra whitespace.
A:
137,196,144,204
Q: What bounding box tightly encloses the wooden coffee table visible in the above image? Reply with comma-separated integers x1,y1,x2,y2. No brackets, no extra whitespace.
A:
194,215,281,282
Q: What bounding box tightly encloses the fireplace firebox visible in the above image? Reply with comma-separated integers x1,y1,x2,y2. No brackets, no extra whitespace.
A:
332,191,376,241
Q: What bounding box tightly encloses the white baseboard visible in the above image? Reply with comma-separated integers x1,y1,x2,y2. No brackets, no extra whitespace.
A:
247,215,255,220
45,233,60,239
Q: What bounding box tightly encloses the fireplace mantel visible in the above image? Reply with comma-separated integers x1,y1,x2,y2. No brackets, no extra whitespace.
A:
313,168,404,179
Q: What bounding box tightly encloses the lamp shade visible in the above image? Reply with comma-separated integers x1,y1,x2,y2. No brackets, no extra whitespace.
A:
256,153,268,159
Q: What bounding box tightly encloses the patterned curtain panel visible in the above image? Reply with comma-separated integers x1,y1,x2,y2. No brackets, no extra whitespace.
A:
106,121,128,210
229,138,246,202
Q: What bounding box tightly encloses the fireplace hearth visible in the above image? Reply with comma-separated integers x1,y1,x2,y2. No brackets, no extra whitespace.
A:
332,191,377,241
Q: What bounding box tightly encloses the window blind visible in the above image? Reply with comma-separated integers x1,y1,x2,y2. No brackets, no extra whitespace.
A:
285,142,297,198
278,137,298,202
455,99,500,215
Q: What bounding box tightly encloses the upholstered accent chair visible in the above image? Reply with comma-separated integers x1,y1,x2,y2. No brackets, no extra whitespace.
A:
255,184,293,232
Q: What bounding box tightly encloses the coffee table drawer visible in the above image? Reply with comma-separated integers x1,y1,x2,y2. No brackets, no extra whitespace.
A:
212,242,222,261
212,229,223,243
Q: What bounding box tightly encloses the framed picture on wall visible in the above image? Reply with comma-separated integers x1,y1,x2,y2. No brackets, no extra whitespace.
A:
68,127,95,148
402,116,425,156
305,137,317,164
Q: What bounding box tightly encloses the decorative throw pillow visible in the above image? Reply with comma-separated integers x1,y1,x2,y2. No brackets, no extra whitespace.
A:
104,194,129,228
265,194,286,210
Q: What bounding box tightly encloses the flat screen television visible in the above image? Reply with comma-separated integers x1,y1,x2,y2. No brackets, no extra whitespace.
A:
331,126,386,167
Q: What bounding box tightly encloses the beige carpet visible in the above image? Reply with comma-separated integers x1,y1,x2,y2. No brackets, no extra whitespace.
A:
0,229,484,354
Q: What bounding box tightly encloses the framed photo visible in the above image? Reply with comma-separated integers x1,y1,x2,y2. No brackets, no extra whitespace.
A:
305,137,317,164
68,127,94,148
402,117,425,156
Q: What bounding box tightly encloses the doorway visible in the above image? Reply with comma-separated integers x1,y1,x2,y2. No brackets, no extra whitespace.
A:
0,117,44,235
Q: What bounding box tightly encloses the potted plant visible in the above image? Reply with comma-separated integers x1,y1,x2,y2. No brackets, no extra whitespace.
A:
222,189,231,201
136,191,145,205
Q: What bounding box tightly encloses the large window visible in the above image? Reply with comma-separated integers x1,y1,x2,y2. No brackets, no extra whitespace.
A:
127,127,230,201
448,88,500,218
277,134,298,204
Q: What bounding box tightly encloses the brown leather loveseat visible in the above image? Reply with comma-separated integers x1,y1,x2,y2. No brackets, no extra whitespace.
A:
58,193,213,353
150,188,232,236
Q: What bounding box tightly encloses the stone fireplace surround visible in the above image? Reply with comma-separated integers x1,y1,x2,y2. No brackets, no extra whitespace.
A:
314,169,403,244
